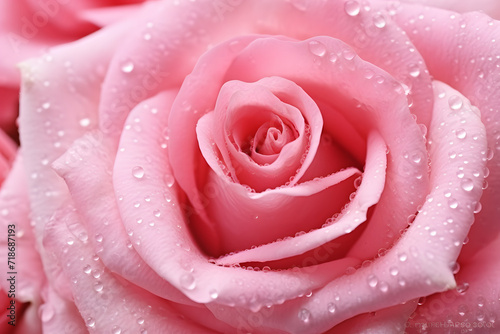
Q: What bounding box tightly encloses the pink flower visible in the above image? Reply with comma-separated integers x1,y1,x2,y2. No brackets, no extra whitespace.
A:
4,0,500,332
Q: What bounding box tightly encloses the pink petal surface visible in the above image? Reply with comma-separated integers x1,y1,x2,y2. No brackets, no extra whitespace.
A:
51,94,195,306
384,0,500,262
41,205,218,333
0,157,43,333
206,80,486,333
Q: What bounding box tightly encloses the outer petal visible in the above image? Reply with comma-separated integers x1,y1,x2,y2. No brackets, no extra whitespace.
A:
385,0,500,263
0,156,43,333
42,206,218,333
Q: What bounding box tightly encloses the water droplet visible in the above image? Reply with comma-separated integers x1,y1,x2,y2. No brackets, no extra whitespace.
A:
379,281,389,292
457,304,468,316
132,166,145,179
86,317,96,328
79,118,91,127
209,289,219,299
308,40,326,57
92,269,101,279
94,281,103,292
456,282,469,295
399,253,408,262
342,48,356,60
153,210,161,218
390,267,399,276
373,13,386,28
345,0,361,16
408,63,420,77
368,275,378,287
83,265,92,274
448,95,463,110
298,308,311,324
461,178,474,192
407,214,417,224
112,326,122,334
95,234,103,242
137,317,145,325
180,274,196,290
121,61,135,73
327,303,336,314
474,202,482,213
164,174,175,187
329,53,338,63
456,129,467,139
448,198,458,209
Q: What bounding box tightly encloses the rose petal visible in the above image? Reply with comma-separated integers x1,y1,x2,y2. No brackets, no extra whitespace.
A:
386,1,500,281
52,92,195,306
215,132,384,265
0,156,44,332
42,206,218,333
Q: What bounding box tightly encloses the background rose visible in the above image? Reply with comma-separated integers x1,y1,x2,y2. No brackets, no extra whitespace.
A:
0,0,149,139
5,0,500,333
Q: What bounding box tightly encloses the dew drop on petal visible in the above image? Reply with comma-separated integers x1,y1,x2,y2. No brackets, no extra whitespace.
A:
373,13,386,28
132,166,145,179
112,326,122,334
209,289,219,299
345,0,361,16
408,63,420,77
327,303,336,314
308,40,326,57
93,282,103,292
180,273,196,290
461,178,474,192
456,282,469,295
86,317,96,328
379,281,389,292
121,61,134,73
298,308,311,324
456,129,467,139
367,275,378,287
474,202,482,214
79,118,91,127
448,198,459,209
448,95,463,110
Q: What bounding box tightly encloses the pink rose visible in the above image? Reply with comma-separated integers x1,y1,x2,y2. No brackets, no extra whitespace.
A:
0,0,149,139
7,0,500,332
